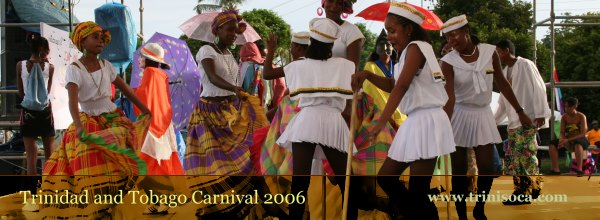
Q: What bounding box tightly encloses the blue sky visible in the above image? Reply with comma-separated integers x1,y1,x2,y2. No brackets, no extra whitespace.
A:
73,0,600,41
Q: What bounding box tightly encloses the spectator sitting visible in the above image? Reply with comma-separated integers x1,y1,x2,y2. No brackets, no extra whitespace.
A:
548,97,589,176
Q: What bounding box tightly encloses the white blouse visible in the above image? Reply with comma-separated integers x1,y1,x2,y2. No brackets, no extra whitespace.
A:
64,59,117,116
196,45,241,97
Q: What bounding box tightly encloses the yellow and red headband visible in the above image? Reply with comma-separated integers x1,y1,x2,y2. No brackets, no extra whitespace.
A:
211,10,247,35
70,21,111,51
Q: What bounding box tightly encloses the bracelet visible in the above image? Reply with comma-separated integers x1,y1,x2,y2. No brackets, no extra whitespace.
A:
516,107,524,113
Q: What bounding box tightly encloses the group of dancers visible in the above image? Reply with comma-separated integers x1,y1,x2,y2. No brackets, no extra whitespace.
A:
14,0,555,219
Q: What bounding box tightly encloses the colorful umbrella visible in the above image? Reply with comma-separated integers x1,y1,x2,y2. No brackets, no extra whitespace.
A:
179,12,261,45
131,32,201,132
355,2,443,31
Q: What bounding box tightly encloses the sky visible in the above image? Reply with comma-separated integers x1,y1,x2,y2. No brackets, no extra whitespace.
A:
72,0,600,42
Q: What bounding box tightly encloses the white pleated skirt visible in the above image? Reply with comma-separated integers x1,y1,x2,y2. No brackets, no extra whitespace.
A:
277,105,355,159
451,104,502,148
388,107,456,162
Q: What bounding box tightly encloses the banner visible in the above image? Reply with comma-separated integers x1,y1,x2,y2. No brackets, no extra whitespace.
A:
40,22,82,130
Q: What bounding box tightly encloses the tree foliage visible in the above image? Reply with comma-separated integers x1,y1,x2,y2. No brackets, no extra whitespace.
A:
542,12,600,122
242,9,292,64
355,23,377,69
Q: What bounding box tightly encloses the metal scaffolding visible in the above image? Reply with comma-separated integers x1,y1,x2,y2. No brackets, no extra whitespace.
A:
532,0,600,140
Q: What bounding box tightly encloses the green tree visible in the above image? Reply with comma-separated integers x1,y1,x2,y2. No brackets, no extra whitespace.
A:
355,23,377,69
242,9,291,64
542,12,600,121
194,0,246,14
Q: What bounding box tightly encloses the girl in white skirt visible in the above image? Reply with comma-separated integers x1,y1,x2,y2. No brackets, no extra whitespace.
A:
276,17,359,220
352,3,455,219
440,15,533,220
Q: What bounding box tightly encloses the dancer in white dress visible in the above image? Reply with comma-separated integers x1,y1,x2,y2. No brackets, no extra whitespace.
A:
352,3,455,219
276,17,358,220
440,15,533,220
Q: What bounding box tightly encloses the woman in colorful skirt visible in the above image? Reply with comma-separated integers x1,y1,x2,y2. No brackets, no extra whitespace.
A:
183,10,268,219
440,15,533,220
353,3,456,219
39,21,152,219
134,43,188,215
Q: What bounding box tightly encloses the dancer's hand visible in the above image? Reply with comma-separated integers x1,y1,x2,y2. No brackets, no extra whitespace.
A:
233,87,246,100
534,118,545,129
518,111,533,127
76,126,84,138
367,121,385,141
266,33,278,55
351,71,370,92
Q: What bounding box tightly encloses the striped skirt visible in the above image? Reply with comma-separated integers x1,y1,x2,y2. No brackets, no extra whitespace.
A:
183,93,267,175
184,93,267,218
40,110,150,219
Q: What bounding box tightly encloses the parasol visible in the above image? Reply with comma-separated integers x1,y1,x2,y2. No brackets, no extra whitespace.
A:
131,32,201,132
356,2,443,30
179,12,261,45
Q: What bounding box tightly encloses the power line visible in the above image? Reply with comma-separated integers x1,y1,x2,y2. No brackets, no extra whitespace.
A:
280,0,320,17
270,0,298,10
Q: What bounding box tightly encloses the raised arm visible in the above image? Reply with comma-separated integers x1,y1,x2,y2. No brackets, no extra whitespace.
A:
263,33,285,80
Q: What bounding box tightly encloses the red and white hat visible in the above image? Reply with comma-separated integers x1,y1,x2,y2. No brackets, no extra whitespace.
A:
140,43,169,67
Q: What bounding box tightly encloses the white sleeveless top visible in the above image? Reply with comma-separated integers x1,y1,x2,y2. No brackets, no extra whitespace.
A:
20,61,50,97
440,43,496,107
394,41,448,115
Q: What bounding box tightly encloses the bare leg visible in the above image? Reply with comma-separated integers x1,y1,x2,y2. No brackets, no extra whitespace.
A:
574,144,584,173
41,136,55,165
24,137,38,175
548,144,560,172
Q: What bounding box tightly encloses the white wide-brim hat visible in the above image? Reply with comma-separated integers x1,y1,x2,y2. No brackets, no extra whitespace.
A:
140,42,169,67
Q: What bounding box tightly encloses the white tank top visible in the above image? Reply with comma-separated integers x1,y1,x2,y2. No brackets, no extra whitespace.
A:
21,61,50,97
